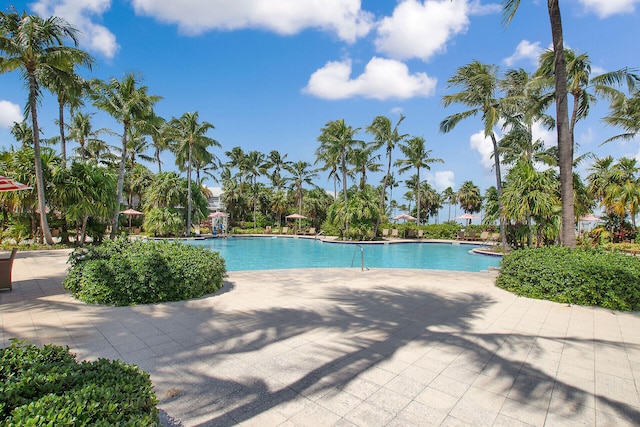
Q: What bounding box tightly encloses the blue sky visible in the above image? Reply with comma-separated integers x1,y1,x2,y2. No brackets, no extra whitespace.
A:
1,0,639,206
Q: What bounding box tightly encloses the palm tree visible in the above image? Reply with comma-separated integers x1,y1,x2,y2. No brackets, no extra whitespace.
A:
348,140,381,190
502,0,574,247
286,160,318,216
394,136,443,224
440,60,506,247
225,146,247,185
66,111,110,160
10,121,33,147
0,11,92,244
457,181,482,217
169,111,219,235
314,141,341,200
266,150,292,191
243,150,268,229
138,111,170,173
602,88,640,144
442,186,457,222
317,119,361,203
366,115,407,213
502,159,559,246
89,73,161,238
38,50,92,164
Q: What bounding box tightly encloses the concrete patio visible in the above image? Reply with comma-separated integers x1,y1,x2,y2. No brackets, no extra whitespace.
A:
1,249,639,426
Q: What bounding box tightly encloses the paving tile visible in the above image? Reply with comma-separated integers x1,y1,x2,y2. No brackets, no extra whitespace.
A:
414,386,459,413
449,386,505,425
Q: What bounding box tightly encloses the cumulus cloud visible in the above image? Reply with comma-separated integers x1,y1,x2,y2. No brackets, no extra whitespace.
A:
303,57,437,100
532,120,557,148
579,0,639,18
503,40,544,67
470,130,496,171
31,0,119,58
130,0,374,42
374,0,472,61
0,101,23,128
429,170,455,191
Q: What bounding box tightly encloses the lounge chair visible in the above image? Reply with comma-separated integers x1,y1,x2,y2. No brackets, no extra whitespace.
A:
0,248,18,291
391,229,399,238
308,227,316,235
467,231,478,241
382,228,389,237
418,229,424,238
264,226,272,234
479,231,490,242
407,229,416,238
491,233,500,242
281,227,289,235
457,230,465,240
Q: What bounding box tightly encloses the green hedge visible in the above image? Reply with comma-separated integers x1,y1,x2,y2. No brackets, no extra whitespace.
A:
63,238,226,306
0,340,159,425
496,247,640,311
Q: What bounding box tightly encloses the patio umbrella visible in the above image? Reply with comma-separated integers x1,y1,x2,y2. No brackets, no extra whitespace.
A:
393,213,417,222
580,214,601,222
120,208,143,228
0,176,31,192
209,211,228,218
456,213,480,225
286,213,307,231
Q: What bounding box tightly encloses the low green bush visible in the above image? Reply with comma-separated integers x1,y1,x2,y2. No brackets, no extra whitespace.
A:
63,238,226,305
496,247,640,311
0,340,159,425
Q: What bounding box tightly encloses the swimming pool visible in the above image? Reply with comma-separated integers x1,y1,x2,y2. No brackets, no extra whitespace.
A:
184,237,501,272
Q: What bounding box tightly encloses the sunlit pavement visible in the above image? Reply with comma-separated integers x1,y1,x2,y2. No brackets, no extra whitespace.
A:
2,250,640,426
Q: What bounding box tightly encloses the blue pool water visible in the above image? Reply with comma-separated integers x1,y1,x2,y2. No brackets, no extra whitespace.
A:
184,237,501,272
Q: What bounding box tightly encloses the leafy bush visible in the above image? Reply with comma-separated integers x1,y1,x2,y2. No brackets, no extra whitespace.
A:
496,247,640,311
63,238,226,305
0,340,159,425
143,207,184,237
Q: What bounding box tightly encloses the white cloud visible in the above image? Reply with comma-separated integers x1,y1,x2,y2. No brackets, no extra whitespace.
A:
579,0,639,18
130,0,374,42
428,170,455,191
470,130,495,171
31,0,119,58
303,57,437,100
374,0,471,62
532,120,556,148
0,101,23,128
503,40,543,67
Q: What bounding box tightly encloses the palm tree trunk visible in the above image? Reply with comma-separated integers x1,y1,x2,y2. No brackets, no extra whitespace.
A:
548,0,576,248
187,144,193,236
416,168,421,224
28,71,54,245
490,133,507,249
111,123,128,239
58,97,67,164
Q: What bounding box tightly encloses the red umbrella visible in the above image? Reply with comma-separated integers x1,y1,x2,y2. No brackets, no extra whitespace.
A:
0,176,31,192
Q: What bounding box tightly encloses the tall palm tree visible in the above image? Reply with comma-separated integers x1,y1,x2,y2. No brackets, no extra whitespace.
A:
366,115,408,213
314,141,341,200
138,111,170,173
457,181,482,218
225,146,247,185
317,119,361,203
39,50,92,164
0,10,92,244
266,150,292,191
348,140,381,190
394,136,443,224
286,160,318,216
442,186,457,221
66,111,109,160
502,0,575,247
169,111,218,235
243,150,268,229
440,60,507,247
89,73,160,238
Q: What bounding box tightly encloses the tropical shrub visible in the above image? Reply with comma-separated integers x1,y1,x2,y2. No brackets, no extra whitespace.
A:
143,207,184,237
0,340,159,425
496,247,640,311
63,238,226,305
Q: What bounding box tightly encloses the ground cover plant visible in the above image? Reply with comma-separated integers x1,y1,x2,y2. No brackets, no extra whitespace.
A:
63,238,226,305
496,247,640,311
0,340,159,425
